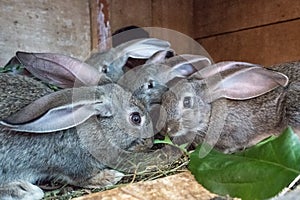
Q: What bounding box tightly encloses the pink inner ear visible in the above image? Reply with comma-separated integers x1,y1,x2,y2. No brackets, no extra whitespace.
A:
145,50,172,65
192,61,260,80
176,64,197,76
209,66,289,101
170,54,212,77
16,52,103,88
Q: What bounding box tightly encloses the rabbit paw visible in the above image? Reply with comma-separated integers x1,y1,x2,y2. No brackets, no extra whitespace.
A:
82,169,124,189
0,181,44,200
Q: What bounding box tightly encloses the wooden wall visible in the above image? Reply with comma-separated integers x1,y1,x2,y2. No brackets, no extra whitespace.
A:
194,0,300,66
0,0,194,66
0,0,91,67
108,0,194,37
1,0,300,67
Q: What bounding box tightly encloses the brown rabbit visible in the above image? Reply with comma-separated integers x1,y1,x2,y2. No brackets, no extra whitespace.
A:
161,61,299,153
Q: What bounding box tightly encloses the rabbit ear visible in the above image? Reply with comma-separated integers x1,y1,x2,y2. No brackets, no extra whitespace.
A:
202,62,289,102
191,61,257,79
0,87,112,133
145,50,175,65
169,54,212,77
16,52,104,88
117,38,171,59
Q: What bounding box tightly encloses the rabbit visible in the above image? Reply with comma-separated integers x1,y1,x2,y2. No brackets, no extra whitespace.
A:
0,74,170,200
268,62,300,131
160,61,299,153
0,73,53,119
12,38,171,89
85,38,171,82
118,51,212,109
117,51,212,133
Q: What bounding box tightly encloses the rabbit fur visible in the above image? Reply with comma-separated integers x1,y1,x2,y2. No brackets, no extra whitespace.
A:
161,61,299,153
116,52,212,133
118,51,212,108
0,73,158,200
13,38,171,89
0,73,52,119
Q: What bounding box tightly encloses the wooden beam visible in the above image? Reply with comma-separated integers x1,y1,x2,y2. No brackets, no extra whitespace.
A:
197,19,300,66
194,0,300,38
89,0,111,52
73,171,218,200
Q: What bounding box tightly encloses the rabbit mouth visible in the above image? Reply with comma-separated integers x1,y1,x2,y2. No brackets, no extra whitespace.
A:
126,137,154,152
149,101,161,106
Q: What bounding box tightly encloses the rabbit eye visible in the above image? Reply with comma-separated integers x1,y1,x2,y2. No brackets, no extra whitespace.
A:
130,112,142,125
183,96,193,108
147,80,155,89
102,65,109,73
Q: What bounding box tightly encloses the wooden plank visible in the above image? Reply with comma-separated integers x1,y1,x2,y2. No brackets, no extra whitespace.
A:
109,0,152,33
197,19,300,66
73,171,219,200
152,0,194,37
194,0,300,38
89,0,112,52
0,0,91,66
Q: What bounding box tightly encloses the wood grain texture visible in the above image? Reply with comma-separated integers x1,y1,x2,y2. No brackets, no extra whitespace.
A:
89,0,112,52
194,0,300,38
152,0,194,37
73,171,219,200
109,0,152,33
197,19,300,66
0,0,91,66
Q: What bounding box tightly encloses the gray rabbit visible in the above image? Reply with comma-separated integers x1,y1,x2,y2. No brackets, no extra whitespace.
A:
118,52,212,108
117,52,212,133
0,73,161,200
0,73,52,119
160,61,299,153
13,38,171,88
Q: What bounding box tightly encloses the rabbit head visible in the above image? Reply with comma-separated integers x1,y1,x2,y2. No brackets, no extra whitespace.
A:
118,52,212,108
161,61,289,151
117,52,211,134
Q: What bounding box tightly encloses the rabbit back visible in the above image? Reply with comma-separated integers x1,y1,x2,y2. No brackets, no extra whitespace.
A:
270,62,300,131
0,127,106,185
0,73,52,119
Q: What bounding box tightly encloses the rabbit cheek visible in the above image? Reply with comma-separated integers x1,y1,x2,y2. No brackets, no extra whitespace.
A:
181,109,200,131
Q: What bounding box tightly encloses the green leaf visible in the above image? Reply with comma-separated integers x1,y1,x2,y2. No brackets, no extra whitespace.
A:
0,63,24,73
188,127,300,200
154,135,173,145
